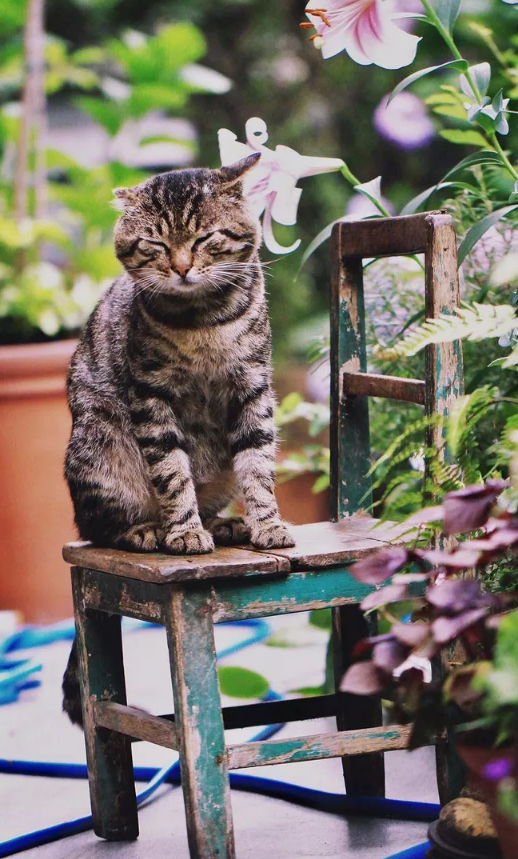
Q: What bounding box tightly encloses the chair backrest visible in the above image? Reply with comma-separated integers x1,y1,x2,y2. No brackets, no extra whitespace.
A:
329,211,464,521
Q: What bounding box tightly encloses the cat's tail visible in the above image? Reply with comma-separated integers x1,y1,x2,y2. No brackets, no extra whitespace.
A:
62,639,83,727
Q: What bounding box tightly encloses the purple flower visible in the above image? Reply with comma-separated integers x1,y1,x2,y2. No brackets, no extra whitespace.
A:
374,93,434,150
483,757,513,781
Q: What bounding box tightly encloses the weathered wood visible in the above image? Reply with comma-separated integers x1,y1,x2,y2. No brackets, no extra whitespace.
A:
165,586,235,859
424,213,464,461
94,702,178,750
77,567,164,624
342,371,425,406
330,229,371,518
336,213,430,258
71,568,138,841
150,694,341,736
212,566,374,623
333,605,385,797
64,542,289,583
227,724,418,770
252,519,411,570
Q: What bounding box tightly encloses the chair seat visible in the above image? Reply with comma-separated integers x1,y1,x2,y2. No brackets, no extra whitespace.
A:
63,516,408,584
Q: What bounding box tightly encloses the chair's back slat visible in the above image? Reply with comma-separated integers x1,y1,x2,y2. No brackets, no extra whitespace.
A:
330,212,464,522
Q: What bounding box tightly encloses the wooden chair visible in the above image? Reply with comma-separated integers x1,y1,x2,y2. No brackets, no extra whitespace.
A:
64,211,463,858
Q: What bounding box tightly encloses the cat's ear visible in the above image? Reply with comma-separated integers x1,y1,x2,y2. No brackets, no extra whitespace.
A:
111,186,138,213
216,153,261,190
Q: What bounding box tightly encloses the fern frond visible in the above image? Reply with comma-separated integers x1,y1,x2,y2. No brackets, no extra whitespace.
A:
369,415,438,475
374,303,517,361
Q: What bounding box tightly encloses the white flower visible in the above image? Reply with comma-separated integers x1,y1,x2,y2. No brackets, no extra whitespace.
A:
218,117,344,254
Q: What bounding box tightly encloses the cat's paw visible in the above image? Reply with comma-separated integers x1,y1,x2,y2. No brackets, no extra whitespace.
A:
250,521,295,550
207,517,250,546
115,522,161,552
162,527,215,555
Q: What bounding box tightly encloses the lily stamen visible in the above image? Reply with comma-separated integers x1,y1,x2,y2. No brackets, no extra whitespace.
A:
305,8,331,27
299,22,315,29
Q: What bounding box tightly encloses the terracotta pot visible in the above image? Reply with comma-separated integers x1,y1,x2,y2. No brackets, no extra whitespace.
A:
0,340,77,622
456,739,518,859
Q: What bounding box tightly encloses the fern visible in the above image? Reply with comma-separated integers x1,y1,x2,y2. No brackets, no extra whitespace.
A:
373,303,517,361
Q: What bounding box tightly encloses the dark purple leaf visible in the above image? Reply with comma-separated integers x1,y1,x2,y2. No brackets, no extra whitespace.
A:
445,666,484,710
443,481,507,535
340,660,387,695
392,572,433,584
372,640,409,673
392,622,431,648
417,548,482,569
349,547,411,585
405,505,444,526
432,608,487,644
360,583,409,611
426,579,486,613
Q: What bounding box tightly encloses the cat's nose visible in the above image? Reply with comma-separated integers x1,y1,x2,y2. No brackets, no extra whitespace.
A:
172,263,191,279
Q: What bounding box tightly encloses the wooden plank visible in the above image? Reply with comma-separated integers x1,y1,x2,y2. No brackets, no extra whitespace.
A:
71,568,138,841
227,724,416,770
150,695,341,735
424,213,464,460
165,586,235,859
330,225,372,518
333,605,385,797
251,519,412,571
77,567,164,624
342,371,425,406
336,214,429,258
94,702,178,750
63,542,290,583
212,566,374,623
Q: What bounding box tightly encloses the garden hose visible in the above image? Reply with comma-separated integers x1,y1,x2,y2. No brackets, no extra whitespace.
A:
0,617,436,858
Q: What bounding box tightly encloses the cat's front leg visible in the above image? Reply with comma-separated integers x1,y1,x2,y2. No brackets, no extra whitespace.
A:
229,386,295,550
130,396,214,555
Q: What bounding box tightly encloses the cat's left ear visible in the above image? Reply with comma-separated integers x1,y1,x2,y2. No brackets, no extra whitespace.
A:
111,186,138,213
216,153,261,190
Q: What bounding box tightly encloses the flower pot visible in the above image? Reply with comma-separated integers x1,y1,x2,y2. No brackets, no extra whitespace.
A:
0,340,77,622
456,740,518,859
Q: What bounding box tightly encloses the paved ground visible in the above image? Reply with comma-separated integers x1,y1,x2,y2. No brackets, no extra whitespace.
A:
1,614,438,858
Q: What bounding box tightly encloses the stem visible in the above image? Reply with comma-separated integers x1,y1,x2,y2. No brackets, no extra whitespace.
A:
339,165,425,271
488,133,518,181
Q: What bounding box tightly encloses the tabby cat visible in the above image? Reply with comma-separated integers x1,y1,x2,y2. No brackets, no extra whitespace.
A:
62,153,294,724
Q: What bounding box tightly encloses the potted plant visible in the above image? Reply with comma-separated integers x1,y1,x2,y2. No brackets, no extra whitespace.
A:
341,478,518,858
0,0,230,620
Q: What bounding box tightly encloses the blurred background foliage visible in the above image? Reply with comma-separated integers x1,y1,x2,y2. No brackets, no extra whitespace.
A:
2,0,518,523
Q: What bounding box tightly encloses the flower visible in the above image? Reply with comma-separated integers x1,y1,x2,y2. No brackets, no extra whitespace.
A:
303,1,421,69
218,117,344,254
373,93,434,149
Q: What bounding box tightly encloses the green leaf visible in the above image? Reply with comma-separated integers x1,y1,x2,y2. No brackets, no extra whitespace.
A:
289,685,326,697
401,181,476,216
75,97,125,136
470,62,491,98
309,609,332,631
388,60,468,104
440,128,489,147
432,104,469,121
441,150,502,181
458,205,518,265
434,0,462,33
299,219,343,270
217,666,269,699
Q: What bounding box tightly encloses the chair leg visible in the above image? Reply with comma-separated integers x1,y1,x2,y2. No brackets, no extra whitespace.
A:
332,604,385,797
165,585,235,859
71,568,138,841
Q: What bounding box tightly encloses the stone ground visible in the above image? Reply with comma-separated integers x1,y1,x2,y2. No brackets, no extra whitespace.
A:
1,613,438,858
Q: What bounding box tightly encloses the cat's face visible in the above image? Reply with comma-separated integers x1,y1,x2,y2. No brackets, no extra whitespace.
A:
113,154,261,297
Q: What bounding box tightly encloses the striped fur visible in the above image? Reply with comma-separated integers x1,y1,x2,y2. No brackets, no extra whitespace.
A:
63,156,294,724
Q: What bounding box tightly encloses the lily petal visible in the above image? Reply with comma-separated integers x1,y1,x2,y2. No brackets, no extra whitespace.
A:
263,195,301,254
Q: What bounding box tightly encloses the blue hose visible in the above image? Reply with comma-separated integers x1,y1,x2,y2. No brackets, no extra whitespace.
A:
0,617,436,858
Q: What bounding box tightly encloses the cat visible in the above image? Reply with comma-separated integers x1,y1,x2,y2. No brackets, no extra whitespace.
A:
62,153,294,724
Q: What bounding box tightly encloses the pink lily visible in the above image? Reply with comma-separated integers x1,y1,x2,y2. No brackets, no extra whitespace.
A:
218,117,344,254
303,1,421,70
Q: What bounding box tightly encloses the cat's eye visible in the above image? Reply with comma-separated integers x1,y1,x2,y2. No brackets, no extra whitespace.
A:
192,232,215,249
139,239,169,254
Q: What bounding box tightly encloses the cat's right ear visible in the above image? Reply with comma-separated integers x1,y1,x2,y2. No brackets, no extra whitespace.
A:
111,187,138,213
216,153,261,190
